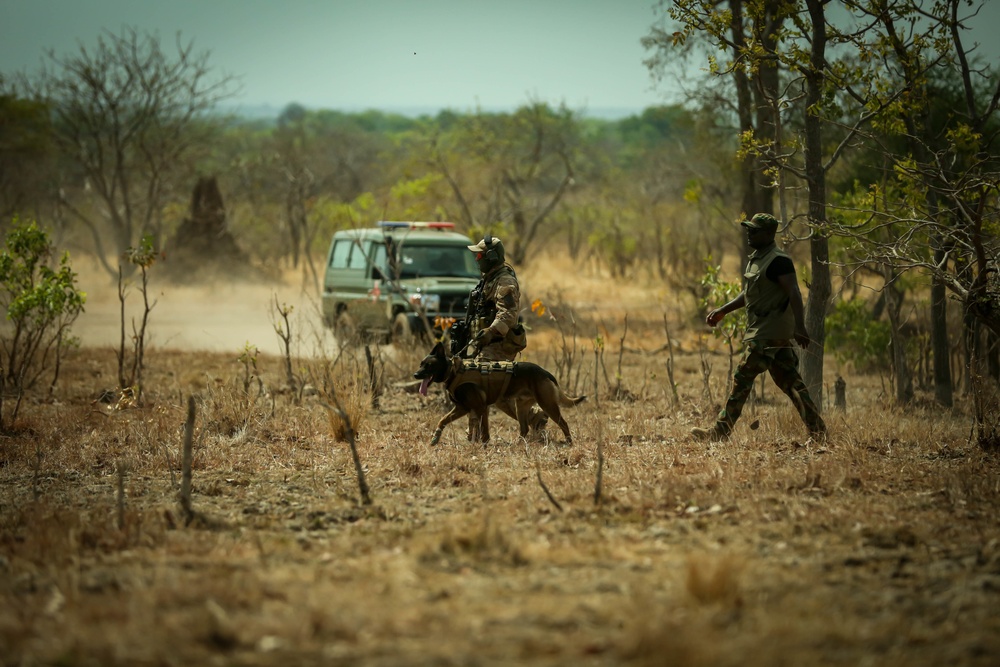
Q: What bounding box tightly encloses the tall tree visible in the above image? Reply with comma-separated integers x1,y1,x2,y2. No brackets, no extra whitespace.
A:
644,0,786,241
0,86,57,225
826,0,1000,441
861,0,955,405
423,102,578,264
796,0,834,408
25,27,236,277
649,0,844,407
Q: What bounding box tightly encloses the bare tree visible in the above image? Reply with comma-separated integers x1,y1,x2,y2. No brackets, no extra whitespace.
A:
25,27,237,277
425,102,578,264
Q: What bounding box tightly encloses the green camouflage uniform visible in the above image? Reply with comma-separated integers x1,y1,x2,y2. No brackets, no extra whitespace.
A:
713,243,826,437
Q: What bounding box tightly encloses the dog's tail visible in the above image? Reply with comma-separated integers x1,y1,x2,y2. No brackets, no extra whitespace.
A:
559,392,587,408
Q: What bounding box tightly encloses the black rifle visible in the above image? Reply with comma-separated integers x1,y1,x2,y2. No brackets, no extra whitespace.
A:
449,320,470,357
450,280,483,357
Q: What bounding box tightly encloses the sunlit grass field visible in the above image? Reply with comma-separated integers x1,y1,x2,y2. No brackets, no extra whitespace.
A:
1,256,998,666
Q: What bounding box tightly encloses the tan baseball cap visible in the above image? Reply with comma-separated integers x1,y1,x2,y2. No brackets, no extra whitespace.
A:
467,236,502,252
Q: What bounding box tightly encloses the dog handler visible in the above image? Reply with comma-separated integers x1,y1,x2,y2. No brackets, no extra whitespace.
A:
691,213,827,442
464,234,547,432
466,234,526,361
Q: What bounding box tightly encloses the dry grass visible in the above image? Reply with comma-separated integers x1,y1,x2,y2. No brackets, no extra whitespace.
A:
1,258,999,666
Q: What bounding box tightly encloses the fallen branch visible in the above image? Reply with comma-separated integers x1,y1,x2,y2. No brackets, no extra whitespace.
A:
594,440,605,506
614,314,628,397
662,313,680,408
534,455,563,512
179,396,195,525
116,460,128,531
322,396,372,505
365,345,383,409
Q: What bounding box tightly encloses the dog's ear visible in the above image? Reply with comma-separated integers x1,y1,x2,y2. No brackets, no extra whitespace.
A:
431,341,444,356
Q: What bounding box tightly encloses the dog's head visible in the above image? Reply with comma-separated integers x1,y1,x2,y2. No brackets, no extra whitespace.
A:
413,342,450,396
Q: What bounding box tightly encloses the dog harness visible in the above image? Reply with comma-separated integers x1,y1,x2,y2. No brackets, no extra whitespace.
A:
445,357,515,404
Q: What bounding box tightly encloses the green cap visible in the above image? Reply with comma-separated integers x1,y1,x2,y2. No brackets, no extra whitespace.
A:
741,213,780,230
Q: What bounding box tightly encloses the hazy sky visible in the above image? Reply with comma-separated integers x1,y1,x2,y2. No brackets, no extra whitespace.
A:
1,0,674,116
3,1,999,118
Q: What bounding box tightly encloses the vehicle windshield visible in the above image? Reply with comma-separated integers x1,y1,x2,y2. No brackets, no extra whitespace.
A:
394,244,480,279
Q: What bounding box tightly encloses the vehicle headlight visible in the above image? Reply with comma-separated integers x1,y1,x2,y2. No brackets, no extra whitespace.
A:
408,292,440,312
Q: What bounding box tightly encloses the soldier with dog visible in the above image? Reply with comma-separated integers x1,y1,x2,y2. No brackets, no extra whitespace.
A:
461,234,528,361
691,213,827,442
447,233,548,434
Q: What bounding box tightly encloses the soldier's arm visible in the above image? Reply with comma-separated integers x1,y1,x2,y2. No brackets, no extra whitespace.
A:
777,272,809,348
707,292,745,327
488,275,520,336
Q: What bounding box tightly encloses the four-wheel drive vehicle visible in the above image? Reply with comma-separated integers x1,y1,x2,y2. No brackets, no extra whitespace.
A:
322,222,481,340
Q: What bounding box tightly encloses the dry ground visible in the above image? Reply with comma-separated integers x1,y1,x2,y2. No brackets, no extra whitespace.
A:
1,258,999,666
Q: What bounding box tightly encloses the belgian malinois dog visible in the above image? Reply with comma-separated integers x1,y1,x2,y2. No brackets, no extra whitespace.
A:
413,342,585,445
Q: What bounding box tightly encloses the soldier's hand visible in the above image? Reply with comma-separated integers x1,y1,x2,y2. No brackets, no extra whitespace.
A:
474,328,495,346
706,309,724,327
794,327,811,349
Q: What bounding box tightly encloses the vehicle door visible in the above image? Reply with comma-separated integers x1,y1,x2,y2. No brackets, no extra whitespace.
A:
324,237,385,328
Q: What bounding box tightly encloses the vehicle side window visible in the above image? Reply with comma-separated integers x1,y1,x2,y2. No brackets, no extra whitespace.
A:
348,240,369,270
371,244,388,276
330,240,351,268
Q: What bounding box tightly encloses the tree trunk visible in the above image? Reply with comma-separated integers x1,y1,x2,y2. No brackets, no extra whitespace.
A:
880,7,954,407
885,275,915,405
965,304,1000,450
800,0,831,411
930,252,954,406
988,330,1000,383
753,0,781,221
963,311,978,395
728,0,764,274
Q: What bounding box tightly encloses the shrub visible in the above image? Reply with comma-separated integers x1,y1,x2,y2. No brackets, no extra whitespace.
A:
699,259,746,357
824,297,892,375
0,219,86,428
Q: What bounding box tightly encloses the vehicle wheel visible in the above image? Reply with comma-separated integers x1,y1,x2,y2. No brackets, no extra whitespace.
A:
392,313,412,343
334,310,357,344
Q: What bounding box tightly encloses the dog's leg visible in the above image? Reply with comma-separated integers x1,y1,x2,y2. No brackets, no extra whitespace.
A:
539,404,572,443
449,385,490,444
469,411,484,443
513,398,532,439
494,398,517,425
480,408,490,445
464,387,489,444
536,386,573,444
552,412,572,443
431,405,469,446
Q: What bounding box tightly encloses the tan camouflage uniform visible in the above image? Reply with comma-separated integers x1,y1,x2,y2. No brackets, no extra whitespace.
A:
474,265,525,361
470,264,542,430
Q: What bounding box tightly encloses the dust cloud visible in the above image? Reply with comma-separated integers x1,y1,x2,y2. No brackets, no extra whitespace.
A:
72,265,329,358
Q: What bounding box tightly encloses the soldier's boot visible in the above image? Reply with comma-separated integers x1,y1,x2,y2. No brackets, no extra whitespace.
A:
690,425,728,442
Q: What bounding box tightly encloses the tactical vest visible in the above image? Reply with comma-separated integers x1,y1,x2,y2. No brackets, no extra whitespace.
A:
445,357,515,404
743,244,795,342
471,265,526,359
472,265,515,328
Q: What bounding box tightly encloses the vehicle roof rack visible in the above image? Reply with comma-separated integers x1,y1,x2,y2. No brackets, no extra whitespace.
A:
377,221,455,230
